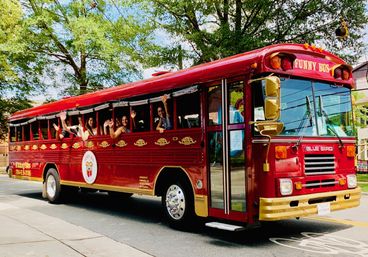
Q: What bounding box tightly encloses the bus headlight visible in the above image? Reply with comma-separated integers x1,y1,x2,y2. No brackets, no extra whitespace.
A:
279,178,293,196
347,174,357,189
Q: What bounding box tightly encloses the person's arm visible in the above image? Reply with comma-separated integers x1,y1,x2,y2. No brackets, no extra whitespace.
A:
162,95,170,118
108,120,123,139
161,95,172,129
60,112,71,133
130,110,136,130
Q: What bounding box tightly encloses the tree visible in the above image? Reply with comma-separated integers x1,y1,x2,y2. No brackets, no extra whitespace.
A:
12,0,159,95
136,0,368,66
0,0,41,140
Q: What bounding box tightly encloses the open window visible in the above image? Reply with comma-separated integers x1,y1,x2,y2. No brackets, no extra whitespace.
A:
40,120,48,140
177,92,200,128
31,122,39,140
98,107,112,136
24,124,31,141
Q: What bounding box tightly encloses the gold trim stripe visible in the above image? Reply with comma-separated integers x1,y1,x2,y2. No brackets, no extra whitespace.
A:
11,175,43,182
60,180,154,196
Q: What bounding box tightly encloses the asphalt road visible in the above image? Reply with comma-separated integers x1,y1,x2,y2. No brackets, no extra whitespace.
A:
1,175,368,257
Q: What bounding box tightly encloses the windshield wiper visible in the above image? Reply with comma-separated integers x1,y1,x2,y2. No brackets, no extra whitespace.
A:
293,96,312,149
319,96,344,149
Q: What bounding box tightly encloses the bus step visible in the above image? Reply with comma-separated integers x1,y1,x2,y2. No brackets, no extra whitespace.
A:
205,222,245,231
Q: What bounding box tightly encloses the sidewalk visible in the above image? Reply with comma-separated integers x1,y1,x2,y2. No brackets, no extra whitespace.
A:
0,198,151,256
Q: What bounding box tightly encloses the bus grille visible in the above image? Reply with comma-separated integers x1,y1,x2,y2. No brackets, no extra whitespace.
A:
304,154,335,175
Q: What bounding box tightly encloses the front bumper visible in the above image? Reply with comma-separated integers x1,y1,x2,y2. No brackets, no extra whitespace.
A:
259,187,361,221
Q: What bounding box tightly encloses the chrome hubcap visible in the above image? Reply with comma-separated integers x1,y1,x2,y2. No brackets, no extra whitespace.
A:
46,175,56,198
165,184,186,220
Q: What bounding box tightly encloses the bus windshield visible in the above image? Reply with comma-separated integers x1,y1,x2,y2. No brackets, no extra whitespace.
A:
279,78,353,137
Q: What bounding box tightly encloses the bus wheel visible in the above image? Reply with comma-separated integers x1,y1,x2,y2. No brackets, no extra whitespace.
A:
45,168,61,203
162,182,194,229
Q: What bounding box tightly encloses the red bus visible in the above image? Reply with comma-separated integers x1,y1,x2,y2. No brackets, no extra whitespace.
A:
8,43,360,230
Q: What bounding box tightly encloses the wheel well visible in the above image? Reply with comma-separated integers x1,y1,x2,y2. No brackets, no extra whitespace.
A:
43,163,58,182
155,168,194,197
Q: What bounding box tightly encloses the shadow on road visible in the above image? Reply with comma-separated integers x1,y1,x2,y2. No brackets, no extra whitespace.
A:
17,190,352,247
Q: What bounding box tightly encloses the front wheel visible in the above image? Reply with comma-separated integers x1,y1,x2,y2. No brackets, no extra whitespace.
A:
162,182,194,229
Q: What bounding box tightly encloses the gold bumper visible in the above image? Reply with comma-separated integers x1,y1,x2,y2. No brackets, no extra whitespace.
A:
259,187,361,221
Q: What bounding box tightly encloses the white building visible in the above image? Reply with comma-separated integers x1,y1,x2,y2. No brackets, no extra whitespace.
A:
353,61,368,172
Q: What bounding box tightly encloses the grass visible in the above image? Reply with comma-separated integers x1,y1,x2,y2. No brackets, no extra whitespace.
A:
357,173,368,182
357,174,368,192
358,183,368,192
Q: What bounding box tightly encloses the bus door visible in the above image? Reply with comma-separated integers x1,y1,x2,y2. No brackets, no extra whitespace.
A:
207,79,247,220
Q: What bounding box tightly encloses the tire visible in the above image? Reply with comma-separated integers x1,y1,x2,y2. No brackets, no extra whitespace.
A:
162,181,194,229
108,191,133,199
45,168,61,203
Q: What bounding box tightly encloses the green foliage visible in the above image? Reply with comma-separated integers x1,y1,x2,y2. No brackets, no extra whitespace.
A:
3,0,160,95
134,0,368,65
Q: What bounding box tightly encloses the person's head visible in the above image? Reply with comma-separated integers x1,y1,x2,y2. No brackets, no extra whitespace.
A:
121,115,129,127
87,117,95,128
157,106,165,118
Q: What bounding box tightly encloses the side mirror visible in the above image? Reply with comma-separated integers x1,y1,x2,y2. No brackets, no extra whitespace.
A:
264,76,281,120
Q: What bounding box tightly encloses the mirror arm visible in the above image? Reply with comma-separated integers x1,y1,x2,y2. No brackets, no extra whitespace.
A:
260,130,271,172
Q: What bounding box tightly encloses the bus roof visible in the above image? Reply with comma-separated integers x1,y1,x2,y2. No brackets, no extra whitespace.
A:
9,43,347,122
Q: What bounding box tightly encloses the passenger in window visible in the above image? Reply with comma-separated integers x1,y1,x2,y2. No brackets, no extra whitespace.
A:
108,115,131,139
59,112,87,140
85,117,98,136
156,95,172,133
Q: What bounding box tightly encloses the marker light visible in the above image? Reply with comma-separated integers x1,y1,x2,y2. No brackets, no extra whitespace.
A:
346,145,355,158
275,146,287,159
281,58,293,71
280,178,293,196
346,174,357,189
331,64,352,80
270,55,282,69
269,53,296,71
342,69,350,80
334,67,342,79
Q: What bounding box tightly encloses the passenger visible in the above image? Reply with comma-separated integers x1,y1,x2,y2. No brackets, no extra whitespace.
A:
85,116,98,136
59,111,87,140
156,95,172,133
103,119,111,135
108,115,131,139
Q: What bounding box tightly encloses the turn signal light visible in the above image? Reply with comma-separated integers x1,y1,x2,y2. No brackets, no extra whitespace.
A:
270,55,282,69
339,178,346,186
295,181,303,190
275,146,287,159
346,145,355,158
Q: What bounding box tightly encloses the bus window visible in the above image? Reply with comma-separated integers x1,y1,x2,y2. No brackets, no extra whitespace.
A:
228,81,244,124
98,108,112,136
10,127,16,142
153,96,172,131
40,120,48,140
113,107,131,134
31,122,39,140
208,86,222,125
84,113,97,136
24,124,31,141
16,127,22,142
177,92,200,128
133,104,150,132
252,80,265,122
50,118,58,139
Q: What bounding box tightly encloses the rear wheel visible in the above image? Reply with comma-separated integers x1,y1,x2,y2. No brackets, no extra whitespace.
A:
162,181,194,229
45,168,61,203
